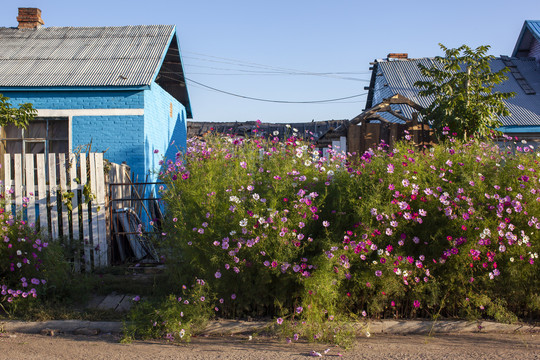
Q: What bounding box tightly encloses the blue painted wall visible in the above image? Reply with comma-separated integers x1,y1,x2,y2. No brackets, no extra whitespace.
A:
2,86,187,181
72,115,145,176
143,83,187,182
1,90,143,109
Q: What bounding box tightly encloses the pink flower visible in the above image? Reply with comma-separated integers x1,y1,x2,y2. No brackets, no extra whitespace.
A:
413,300,421,308
276,317,284,325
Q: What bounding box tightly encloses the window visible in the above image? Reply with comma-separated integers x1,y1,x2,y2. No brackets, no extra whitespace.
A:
0,117,69,157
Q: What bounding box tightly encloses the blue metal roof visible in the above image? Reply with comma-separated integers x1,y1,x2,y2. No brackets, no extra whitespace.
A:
370,57,540,127
512,20,540,57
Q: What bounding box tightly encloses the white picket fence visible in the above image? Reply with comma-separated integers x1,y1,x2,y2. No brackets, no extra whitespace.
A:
2,153,108,271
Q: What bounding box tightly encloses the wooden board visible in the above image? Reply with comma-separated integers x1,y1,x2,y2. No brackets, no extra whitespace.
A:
94,153,108,268
48,154,59,240
58,153,69,240
3,154,12,212
36,154,48,234
79,153,92,271
24,154,36,224
69,153,81,272
13,154,23,214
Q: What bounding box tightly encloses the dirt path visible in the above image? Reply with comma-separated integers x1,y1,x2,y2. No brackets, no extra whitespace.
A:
0,332,538,359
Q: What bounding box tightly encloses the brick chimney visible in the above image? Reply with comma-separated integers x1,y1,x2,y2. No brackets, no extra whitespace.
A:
387,53,408,60
17,8,44,29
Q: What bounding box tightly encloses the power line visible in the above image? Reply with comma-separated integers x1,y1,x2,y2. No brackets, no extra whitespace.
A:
183,77,368,104
185,71,371,81
173,50,370,81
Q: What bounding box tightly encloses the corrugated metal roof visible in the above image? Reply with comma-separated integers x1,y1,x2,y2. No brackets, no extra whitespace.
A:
512,20,540,58
526,20,540,41
0,25,174,87
374,57,540,127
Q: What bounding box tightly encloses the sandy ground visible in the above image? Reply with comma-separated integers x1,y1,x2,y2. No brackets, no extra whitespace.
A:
0,332,539,360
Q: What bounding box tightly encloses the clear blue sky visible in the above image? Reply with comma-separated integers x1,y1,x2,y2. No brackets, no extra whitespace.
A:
1,0,539,123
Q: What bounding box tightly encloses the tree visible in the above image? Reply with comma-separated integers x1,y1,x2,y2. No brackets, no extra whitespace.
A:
0,93,36,129
414,44,515,140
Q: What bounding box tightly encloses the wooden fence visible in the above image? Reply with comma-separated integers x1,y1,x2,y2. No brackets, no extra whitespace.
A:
2,153,108,271
348,118,434,155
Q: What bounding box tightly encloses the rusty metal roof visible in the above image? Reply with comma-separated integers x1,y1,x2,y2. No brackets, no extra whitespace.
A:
0,25,174,87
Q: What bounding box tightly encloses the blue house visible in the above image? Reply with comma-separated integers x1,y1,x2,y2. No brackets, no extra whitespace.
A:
361,20,540,145
0,8,192,180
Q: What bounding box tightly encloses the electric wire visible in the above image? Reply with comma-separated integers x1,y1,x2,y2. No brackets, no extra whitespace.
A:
183,76,368,104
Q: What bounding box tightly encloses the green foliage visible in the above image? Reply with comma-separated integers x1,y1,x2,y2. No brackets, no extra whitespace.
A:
122,279,213,343
414,44,515,139
145,130,540,346
0,93,37,129
0,210,70,316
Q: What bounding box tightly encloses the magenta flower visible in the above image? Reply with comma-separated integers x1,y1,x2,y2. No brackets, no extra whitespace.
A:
413,300,421,308
276,317,284,325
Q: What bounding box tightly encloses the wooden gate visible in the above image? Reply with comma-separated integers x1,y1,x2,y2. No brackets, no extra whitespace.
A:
2,153,108,271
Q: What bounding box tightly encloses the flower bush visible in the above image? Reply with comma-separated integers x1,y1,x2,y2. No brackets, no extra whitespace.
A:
122,278,213,343
153,127,539,344
0,206,68,315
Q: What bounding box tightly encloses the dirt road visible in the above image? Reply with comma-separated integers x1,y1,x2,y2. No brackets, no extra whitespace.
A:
0,332,538,359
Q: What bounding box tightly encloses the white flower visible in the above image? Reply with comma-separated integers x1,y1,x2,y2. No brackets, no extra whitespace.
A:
239,219,248,227
304,160,312,166
16,250,22,256
273,131,279,136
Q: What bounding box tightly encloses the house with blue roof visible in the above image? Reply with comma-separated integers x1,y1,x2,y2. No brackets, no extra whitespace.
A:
0,8,192,180
513,20,540,61
359,20,540,145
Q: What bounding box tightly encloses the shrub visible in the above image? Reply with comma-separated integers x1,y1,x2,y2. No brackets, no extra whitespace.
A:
122,278,213,343
0,208,69,315
154,128,539,345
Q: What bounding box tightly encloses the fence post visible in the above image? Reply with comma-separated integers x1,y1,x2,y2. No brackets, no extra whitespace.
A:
24,154,36,224
48,154,59,240
36,154,47,233
69,153,81,272
79,153,92,271
3,154,12,213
